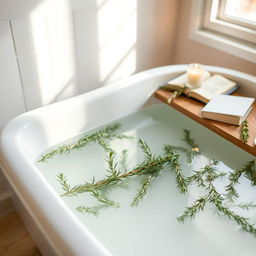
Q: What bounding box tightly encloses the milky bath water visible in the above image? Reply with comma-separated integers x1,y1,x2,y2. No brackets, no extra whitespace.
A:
37,104,256,256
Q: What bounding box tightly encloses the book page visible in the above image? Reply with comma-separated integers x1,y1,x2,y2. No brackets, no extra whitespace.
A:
167,73,187,88
198,75,236,94
189,75,236,101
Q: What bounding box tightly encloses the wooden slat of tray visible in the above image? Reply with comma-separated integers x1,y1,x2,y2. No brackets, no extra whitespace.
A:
155,89,256,156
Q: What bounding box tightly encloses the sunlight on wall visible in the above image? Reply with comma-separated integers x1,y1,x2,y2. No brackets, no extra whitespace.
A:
30,0,77,105
27,0,137,106
97,0,137,84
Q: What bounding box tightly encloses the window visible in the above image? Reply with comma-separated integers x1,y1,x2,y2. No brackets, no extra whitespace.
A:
190,0,256,63
220,0,256,29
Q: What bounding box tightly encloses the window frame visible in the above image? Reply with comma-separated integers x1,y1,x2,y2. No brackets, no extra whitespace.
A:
189,0,256,63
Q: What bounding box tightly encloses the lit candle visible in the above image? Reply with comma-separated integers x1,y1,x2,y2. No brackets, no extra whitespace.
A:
186,63,204,88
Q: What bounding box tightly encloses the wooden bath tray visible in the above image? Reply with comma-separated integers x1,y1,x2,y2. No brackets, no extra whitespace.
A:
154,89,256,156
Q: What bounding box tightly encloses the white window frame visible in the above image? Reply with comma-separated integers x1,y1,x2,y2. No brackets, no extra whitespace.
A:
189,0,256,63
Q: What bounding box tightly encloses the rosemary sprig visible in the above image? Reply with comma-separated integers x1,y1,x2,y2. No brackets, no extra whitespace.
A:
243,159,256,186
131,174,157,207
167,91,181,104
57,173,70,193
119,149,129,173
164,145,198,164
225,159,256,200
164,128,200,164
178,162,256,237
182,129,200,152
210,186,256,236
54,127,256,238
89,189,119,208
225,169,242,200
58,137,188,212
177,197,207,222
233,202,256,210
187,160,220,187
38,123,133,162
240,120,249,143
160,85,185,93
60,150,181,197
138,139,153,159
76,205,108,216
105,151,120,177
169,152,188,193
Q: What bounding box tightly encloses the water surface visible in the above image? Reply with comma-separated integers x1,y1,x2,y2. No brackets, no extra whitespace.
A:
37,104,256,256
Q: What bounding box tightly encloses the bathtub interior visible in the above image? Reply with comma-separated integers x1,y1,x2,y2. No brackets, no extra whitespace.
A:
36,103,256,256
0,65,255,256
1,66,190,256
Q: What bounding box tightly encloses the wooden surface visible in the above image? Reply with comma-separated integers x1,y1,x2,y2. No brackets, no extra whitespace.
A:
155,90,256,156
0,211,42,256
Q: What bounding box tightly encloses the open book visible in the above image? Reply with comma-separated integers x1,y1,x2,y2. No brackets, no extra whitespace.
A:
165,73,238,103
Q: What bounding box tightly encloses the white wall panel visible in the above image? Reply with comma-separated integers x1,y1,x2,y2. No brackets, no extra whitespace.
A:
10,18,43,110
71,0,137,92
11,0,78,110
0,0,43,22
0,21,26,129
72,2,101,93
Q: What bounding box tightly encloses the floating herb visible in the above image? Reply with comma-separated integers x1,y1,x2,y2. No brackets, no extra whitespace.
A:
241,120,249,143
38,123,133,162
179,161,256,236
44,128,256,237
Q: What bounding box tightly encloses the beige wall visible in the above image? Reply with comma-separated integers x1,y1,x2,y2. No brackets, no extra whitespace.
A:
136,0,179,71
173,0,256,76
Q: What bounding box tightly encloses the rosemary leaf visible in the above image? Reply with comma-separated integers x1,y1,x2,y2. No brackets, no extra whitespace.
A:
119,149,129,173
61,150,177,197
225,170,241,200
90,190,119,208
164,144,199,164
240,120,249,143
138,139,153,159
233,202,256,210
57,173,71,193
215,202,256,236
170,152,188,193
76,205,108,216
225,159,256,201
182,129,199,150
38,123,131,162
243,159,256,186
105,151,120,177
131,174,157,207
177,197,207,223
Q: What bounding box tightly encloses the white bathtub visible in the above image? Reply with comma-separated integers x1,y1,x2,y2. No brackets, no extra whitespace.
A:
0,65,256,256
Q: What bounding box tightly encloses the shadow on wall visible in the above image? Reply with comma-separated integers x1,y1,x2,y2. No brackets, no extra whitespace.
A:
72,0,137,93
10,0,137,110
10,0,177,110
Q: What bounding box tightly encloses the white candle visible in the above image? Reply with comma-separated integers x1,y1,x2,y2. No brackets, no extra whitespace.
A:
186,63,204,88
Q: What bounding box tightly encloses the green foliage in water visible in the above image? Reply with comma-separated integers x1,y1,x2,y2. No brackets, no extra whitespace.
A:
39,122,256,238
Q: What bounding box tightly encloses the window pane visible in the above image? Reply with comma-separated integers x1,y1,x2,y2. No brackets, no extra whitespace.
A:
225,0,256,25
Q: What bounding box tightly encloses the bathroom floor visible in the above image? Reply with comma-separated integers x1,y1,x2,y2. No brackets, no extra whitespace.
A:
0,211,42,256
